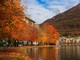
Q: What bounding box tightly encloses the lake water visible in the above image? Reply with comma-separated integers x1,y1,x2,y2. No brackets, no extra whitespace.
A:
27,45,80,60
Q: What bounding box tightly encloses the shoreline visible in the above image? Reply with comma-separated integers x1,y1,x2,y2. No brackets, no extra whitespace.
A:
0,45,55,49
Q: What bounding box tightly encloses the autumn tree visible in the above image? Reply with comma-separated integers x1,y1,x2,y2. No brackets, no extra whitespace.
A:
40,23,59,45
0,0,37,46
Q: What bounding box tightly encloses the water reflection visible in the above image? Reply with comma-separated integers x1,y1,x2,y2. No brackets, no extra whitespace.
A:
60,45,80,60
26,46,59,60
26,45,80,60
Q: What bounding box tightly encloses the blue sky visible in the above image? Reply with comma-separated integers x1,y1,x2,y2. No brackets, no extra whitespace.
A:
21,0,80,24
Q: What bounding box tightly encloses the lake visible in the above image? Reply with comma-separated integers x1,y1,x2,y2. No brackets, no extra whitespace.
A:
27,45,80,60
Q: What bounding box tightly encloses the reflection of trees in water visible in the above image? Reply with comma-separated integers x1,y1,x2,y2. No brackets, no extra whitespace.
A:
26,46,80,60
27,47,60,60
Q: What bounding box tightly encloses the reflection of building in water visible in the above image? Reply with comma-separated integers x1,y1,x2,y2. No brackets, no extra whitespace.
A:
59,37,80,44
60,45,80,60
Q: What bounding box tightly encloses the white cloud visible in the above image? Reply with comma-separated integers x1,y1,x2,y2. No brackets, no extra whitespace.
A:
25,5,55,23
42,0,80,12
21,0,80,24
21,0,56,23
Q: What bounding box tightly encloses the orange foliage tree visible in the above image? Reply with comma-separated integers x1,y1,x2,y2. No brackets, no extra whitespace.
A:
0,0,37,42
40,23,59,44
27,24,37,42
0,0,24,40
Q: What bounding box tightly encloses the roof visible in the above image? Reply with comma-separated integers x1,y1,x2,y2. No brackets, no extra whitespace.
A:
25,17,35,23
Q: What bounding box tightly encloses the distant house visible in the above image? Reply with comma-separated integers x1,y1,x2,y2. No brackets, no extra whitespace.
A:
23,17,36,26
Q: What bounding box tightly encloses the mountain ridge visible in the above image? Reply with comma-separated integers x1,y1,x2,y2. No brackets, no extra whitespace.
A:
41,3,80,36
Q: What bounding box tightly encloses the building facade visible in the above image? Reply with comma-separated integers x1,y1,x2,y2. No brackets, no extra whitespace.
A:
23,17,36,26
